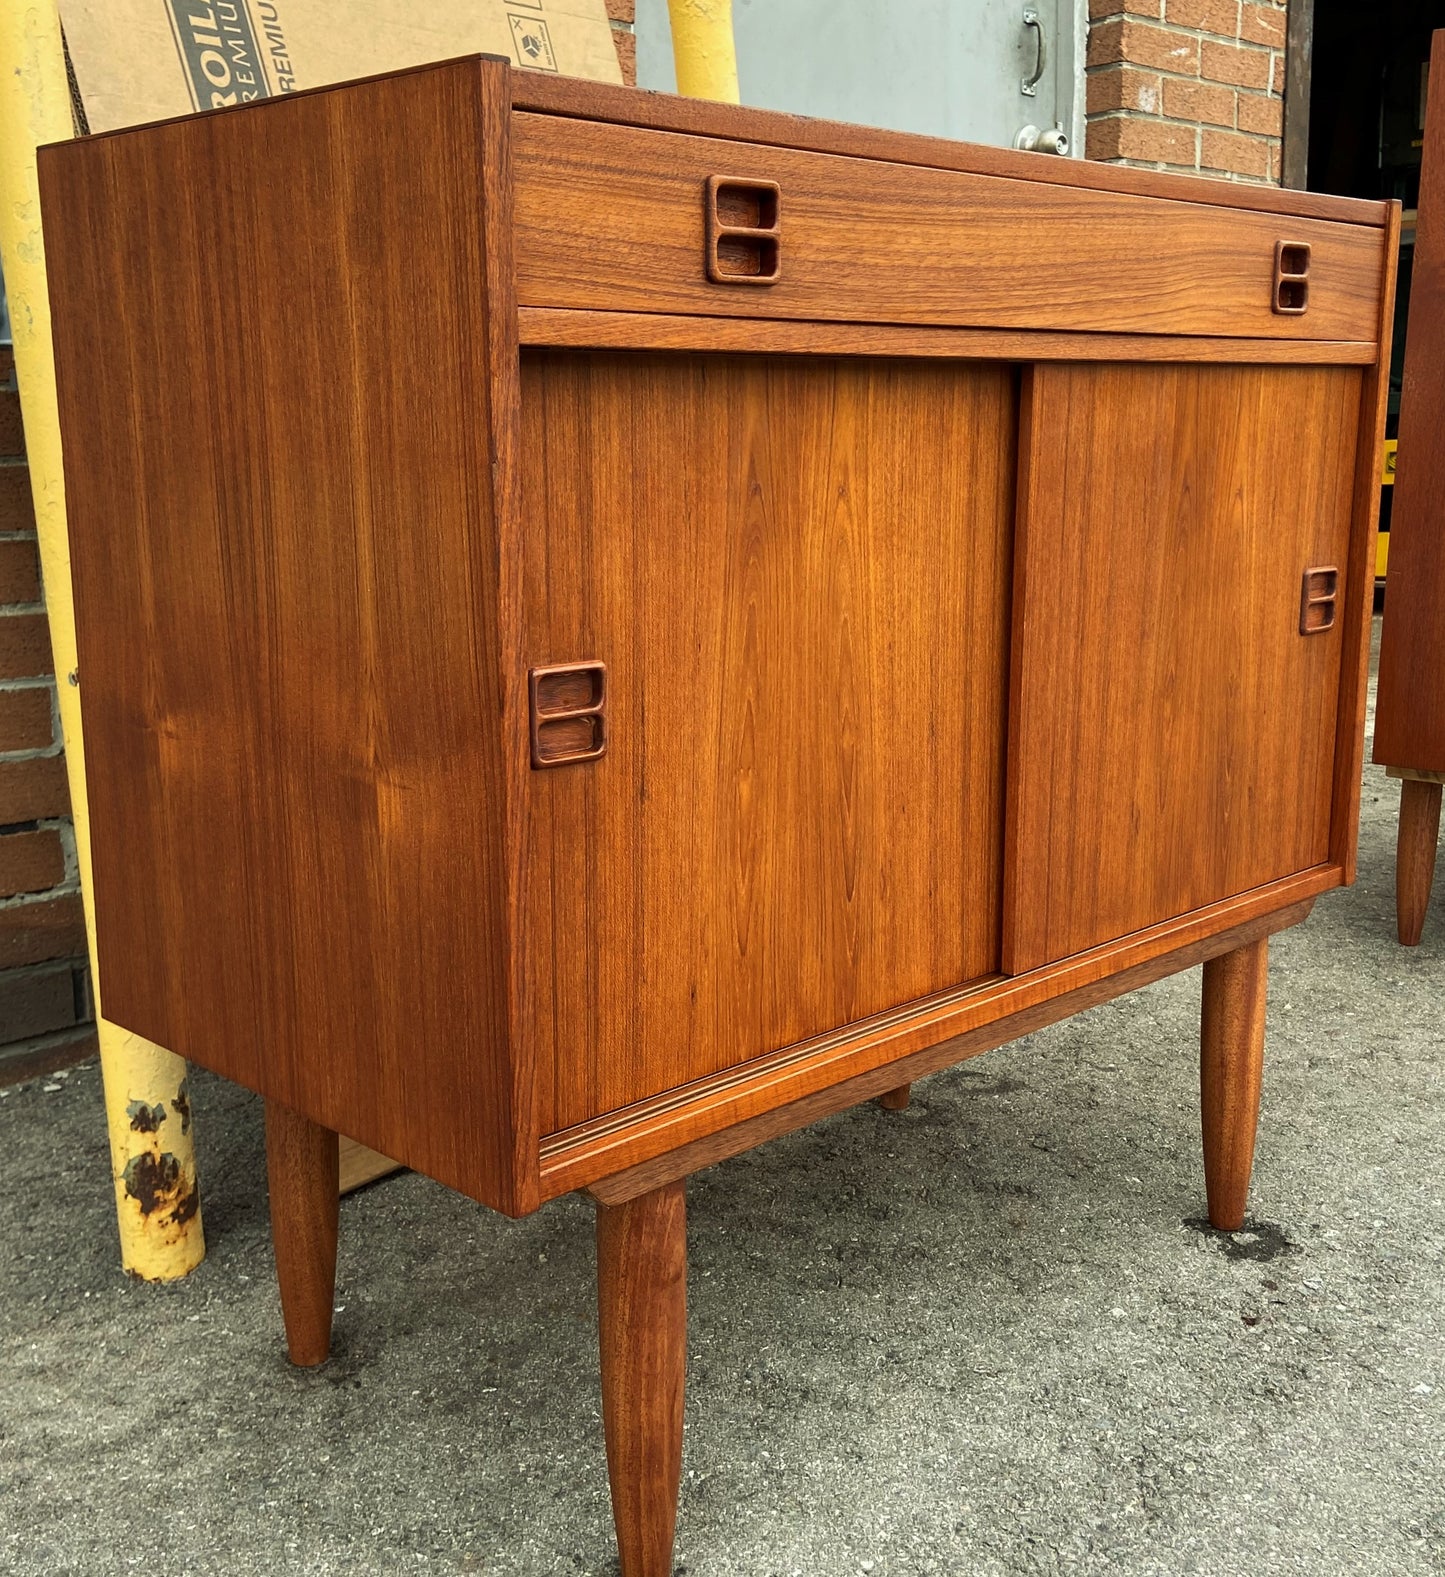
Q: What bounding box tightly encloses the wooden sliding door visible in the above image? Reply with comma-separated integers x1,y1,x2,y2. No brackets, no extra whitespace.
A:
1003,361,1363,973
520,352,1014,1131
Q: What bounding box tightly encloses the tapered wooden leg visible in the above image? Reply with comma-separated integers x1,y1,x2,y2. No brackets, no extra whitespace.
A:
877,1084,911,1110
597,1181,686,1577
1200,937,1268,1231
1397,779,1442,947
264,1099,339,1367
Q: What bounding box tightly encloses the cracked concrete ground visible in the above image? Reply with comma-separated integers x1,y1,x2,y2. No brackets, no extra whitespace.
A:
3,623,1443,1577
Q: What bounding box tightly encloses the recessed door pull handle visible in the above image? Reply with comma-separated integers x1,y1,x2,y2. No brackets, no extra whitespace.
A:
1022,7,1047,97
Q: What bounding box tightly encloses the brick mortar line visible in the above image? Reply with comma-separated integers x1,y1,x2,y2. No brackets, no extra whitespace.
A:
1087,107,1278,130
1090,27,1279,56
0,741,65,760
1083,128,1278,179
3,814,76,833
0,957,86,979
1115,156,1215,172
1084,74,1280,97
0,879,83,910
1,1026,96,1052
1084,112,1283,136
1089,10,1284,46
1086,108,1280,137
1085,60,1282,90
0,1026,97,1075
1085,95,1283,138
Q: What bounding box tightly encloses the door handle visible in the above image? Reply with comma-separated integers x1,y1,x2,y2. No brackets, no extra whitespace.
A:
1022,7,1047,97
1014,123,1070,154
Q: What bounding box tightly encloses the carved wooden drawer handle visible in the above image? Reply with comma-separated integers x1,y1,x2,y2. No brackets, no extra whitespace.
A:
1300,566,1338,634
705,176,781,285
529,661,608,767
1274,241,1311,315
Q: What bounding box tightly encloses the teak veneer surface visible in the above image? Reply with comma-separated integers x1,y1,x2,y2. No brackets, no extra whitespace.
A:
542,868,1335,1196
50,48,1389,233
510,70,1389,229
517,309,1379,365
596,1184,688,1575
511,116,1384,343
1199,937,1270,1232
1375,35,1445,774
265,1103,340,1367
36,54,1400,1577
578,893,1318,1207
1330,202,1400,886
1004,362,1361,971
519,352,1013,1132
1396,779,1443,945
36,56,1397,1214
41,58,535,1212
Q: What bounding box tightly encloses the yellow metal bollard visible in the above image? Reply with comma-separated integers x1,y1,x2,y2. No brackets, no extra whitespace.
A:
667,0,740,103
0,0,204,1280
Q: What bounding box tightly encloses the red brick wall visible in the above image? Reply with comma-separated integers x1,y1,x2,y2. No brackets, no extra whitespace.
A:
608,0,636,85
1086,0,1288,183
0,348,95,1085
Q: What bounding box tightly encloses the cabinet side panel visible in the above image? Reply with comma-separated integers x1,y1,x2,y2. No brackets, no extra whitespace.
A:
1336,203,1398,872
1375,42,1445,772
521,353,1013,1132
1004,362,1362,972
39,62,527,1210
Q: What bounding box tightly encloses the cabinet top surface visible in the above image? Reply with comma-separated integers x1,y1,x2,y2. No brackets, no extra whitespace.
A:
42,53,1389,232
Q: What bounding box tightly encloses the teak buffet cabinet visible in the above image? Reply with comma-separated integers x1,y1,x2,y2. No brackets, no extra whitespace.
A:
41,58,1397,1575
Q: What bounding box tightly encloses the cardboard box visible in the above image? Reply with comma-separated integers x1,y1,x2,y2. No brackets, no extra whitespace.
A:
60,0,623,134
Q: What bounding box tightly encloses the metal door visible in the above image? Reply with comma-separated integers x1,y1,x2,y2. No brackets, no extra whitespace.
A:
635,0,1080,156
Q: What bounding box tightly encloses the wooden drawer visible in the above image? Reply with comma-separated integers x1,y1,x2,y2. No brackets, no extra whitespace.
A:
512,113,1385,343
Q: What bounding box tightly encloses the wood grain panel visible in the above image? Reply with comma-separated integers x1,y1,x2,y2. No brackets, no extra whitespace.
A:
520,352,1013,1132
518,309,1378,364
265,1101,340,1366
1200,937,1269,1231
1375,34,1445,774
511,72,1389,229
1396,778,1442,945
1329,203,1400,880
39,59,535,1213
512,116,1383,343
596,1182,688,1577
565,884,1323,1204
1003,363,1362,972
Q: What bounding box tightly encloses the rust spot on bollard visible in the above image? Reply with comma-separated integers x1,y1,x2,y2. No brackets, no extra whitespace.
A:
172,1079,192,1135
121,1151,200,1230
126,1100,166,1134
168,1177,201,1228
122,1151,178,1215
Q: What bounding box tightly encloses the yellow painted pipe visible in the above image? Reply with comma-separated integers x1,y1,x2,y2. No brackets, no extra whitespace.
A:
667,0,740,103
0,0,204,1280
